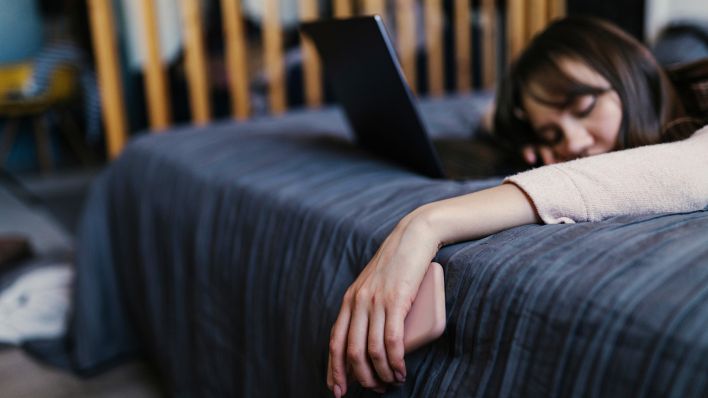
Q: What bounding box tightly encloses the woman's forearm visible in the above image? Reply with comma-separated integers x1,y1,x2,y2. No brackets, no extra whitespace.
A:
405,183,541,248
327,183,541,397
506,126,708,224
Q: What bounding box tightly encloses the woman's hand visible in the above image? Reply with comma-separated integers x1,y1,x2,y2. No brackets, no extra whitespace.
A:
522,144,558,165
326,184,541,396
327,210,440,397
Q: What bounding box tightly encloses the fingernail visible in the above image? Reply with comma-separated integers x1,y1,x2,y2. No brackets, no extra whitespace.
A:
395,371,406,383
334,384,342,398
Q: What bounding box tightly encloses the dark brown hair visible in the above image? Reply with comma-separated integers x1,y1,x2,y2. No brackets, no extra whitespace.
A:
494,17,685,153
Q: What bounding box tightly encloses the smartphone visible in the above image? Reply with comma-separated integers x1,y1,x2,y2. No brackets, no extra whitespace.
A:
403,262,446,353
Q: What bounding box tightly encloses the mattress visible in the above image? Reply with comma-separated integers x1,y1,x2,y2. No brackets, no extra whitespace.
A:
27,94,708,397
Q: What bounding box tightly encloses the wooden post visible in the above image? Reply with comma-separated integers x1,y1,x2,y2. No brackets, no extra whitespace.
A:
481,0,497,89
362,0,386,20
221,0,250,119
527,0,547,42
454,0,471,92
181,0,211,124
424,0,444,96
300,0,322,107
548,0,566,22
87,0,127,158
333,0,352,18
137,0,171,130
263,0,286,114
396,0,417,93
506,0,525,64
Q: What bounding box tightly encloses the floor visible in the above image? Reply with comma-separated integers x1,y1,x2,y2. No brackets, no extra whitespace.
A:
0,349,163,398
0,168,164,397
6,168,98,235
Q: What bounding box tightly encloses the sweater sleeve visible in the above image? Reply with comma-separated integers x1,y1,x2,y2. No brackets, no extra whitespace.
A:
504,125,708,224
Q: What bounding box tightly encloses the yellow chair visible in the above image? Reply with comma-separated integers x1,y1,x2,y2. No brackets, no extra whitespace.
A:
0,62,80,173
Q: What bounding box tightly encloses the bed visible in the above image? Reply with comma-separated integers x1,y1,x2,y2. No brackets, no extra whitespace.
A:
26,94,708,397
32,1,708,397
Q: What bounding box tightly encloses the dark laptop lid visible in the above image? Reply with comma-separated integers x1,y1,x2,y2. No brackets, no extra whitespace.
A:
300,16,446,178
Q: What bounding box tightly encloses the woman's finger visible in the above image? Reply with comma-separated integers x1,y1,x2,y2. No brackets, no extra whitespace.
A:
367,305,395,384
346,361,387,392
347,290,380,389
384,301,407,384
327,353,332,390
538,146,556,165
522,146,537,165
328,298,352,398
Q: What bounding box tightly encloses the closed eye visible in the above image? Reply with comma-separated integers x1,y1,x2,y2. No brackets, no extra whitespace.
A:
572,95,597,118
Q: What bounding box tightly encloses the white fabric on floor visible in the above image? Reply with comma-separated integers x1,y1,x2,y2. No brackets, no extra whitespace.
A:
0,264,72,345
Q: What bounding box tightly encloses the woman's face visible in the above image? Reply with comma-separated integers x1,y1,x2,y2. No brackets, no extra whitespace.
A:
520,58,623,164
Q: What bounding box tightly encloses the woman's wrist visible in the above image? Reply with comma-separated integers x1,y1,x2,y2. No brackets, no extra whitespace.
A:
402,184,540,251
403,204,446,250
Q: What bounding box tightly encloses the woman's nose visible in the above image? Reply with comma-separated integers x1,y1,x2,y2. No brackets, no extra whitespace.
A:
561,120,594,157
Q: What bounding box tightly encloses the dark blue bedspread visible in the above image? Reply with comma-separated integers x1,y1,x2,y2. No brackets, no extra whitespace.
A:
44,96,708,397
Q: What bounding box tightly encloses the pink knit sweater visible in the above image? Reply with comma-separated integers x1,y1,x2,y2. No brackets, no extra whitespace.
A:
505,125,708,224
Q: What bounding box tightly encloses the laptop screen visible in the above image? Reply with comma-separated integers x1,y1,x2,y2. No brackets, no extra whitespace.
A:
300,16,446,178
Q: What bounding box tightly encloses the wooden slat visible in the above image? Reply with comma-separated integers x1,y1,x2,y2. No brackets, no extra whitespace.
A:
454,0,471,92
263,0,286,114
221,0,250,119
333,0,352,18
527,0,547,41
481,0,496,89
424,0,444,96
138,0,171,130
181,0,211,124
548,0,566,21
395,0,417,93
506,0,525,64
87,0,127,158
300,0,322,107
362,0,386,19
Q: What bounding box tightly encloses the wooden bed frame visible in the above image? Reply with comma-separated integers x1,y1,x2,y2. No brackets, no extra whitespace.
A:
87,0,565,158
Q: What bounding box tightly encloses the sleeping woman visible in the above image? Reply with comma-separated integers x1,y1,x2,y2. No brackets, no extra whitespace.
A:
326,16,708,397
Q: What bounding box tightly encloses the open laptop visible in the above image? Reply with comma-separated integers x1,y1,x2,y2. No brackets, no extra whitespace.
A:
300,16,457,179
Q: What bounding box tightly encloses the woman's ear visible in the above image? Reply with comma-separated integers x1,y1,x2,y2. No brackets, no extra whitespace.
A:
513,107,527,120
